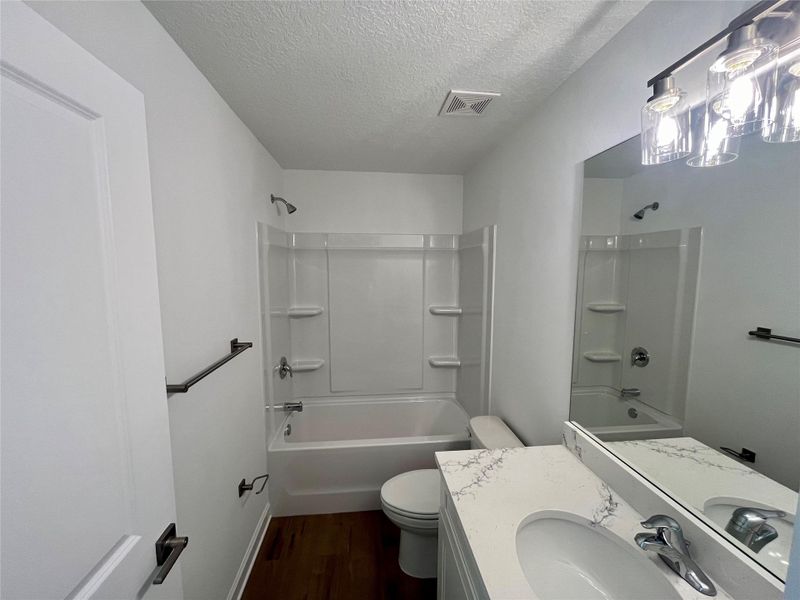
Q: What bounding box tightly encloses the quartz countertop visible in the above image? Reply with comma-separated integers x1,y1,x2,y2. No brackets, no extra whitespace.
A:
607,437,797,516
607,437,797,577
435,445,733,600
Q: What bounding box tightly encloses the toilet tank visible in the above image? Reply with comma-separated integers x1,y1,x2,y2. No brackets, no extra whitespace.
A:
468,416,523,449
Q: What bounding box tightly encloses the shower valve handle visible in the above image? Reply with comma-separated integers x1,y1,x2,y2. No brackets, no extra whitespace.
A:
631,346,650,367
276,356,293,379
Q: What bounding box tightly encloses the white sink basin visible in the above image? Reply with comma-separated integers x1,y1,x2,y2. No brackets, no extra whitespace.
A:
703,496,795,574
515,511,681,600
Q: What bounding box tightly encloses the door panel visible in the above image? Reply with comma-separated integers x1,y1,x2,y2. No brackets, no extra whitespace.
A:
2,74,137,600
1,4,181,598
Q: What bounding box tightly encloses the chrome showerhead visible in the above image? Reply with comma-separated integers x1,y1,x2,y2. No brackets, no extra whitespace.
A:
633,202,659,220
271,194,297,214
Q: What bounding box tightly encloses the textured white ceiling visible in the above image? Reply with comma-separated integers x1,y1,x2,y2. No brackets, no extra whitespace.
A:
145,1,646,174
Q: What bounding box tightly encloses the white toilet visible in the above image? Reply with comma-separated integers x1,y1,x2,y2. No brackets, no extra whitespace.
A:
380,416,523,578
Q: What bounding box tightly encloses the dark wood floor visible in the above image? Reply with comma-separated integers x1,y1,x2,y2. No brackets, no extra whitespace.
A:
242,511,437,600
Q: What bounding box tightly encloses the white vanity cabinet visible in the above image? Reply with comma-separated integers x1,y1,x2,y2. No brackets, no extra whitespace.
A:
437,479,488,600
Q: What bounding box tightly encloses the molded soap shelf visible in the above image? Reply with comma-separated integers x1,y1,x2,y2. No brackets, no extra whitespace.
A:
291,359,325,372
429,306,463,316
586,303,626,313
428,357,461,368
583,351,622,363
288,306,324,318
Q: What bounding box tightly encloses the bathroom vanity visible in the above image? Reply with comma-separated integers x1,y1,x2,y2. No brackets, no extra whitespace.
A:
434,424,787,599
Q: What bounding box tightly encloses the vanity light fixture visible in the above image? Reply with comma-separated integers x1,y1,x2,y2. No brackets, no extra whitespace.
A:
641,0,799,167
641,76,692,165
762,37,800,142
686,96,741,167
707,24,778,138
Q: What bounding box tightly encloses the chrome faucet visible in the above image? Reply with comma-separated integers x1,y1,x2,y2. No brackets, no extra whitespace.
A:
635,515,716,596
282,401,303,412
725,507,786,553
621,387,641,398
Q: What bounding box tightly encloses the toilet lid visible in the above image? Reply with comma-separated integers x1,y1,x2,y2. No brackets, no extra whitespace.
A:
380,469,440,516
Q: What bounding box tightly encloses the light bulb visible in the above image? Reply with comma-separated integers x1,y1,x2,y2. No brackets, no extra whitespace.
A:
727,74,760,126
656,115,679,148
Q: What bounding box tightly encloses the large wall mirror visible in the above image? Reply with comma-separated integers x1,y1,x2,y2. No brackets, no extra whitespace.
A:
571,131,799,581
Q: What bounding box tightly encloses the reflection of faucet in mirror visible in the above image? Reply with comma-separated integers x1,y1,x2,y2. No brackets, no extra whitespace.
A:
635,515,716,596
725,507,787,553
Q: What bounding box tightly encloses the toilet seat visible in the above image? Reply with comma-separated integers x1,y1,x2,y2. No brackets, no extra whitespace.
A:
380,469,440,520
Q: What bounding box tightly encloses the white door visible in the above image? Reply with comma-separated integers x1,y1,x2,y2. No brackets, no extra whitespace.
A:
1,3,184,599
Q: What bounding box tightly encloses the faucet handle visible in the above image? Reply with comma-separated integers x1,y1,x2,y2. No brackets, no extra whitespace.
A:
641,515,682,532
640,515,690,554
729,507,786,531
733,507,786,521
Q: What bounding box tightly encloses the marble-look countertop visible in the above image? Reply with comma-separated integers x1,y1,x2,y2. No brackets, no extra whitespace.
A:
607,437,797,516
607,437,797,576
435,445,733,600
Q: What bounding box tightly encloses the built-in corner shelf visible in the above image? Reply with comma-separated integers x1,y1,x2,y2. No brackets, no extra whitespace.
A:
583,351,622,363
429,306,463,316
586,303,626,314
291,359,325,372
429,357,461,368
288,306,324,318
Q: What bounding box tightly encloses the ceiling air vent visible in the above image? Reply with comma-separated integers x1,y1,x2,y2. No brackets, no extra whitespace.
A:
438,90,501,116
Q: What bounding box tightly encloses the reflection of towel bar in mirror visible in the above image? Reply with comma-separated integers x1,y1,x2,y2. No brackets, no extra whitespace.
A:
720,447,756,463
748,327,800,345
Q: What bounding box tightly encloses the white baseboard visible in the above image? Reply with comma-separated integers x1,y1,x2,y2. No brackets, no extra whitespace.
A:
227,501,272,600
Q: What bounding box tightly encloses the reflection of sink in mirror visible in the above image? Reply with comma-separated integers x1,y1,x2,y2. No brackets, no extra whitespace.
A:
703,497,795,573
515,511,681,600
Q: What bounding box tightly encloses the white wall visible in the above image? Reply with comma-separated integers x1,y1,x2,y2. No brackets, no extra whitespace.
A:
462,1,750,445
284,170,463,234
582,179,623,236
618,136,800,489
27,3,284,599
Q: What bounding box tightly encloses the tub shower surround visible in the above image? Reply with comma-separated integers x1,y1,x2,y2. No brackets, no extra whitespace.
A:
262,227,496,515
262,227,495,407
434,444,734,600
571,228,701,436
268,396,469,516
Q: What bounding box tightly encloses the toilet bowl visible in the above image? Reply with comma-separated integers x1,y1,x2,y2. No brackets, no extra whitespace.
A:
380,469,440,578
380,416,523,579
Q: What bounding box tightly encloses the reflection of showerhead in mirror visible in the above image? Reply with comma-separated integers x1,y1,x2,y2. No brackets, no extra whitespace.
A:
633,202,659,220
270,194,297,214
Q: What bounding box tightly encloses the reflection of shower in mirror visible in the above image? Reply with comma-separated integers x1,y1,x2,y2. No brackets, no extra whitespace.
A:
632,202,659,220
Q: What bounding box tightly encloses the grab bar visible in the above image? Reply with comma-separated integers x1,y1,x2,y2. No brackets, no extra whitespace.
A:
748,327,800,345
166,338,253,394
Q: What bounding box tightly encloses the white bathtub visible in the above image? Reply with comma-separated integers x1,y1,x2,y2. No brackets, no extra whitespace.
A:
268,396,470,516
570,387,683,442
